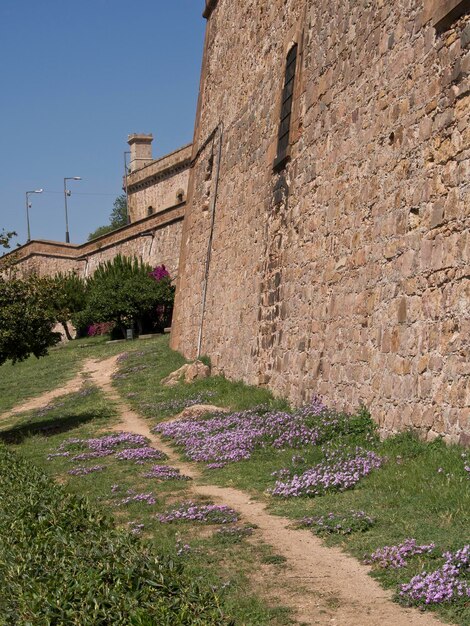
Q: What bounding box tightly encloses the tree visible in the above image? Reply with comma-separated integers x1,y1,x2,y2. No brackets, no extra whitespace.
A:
78,255,175,337
0,274,60,366
1,229,17,250
88,195,128,241
49,272,87,340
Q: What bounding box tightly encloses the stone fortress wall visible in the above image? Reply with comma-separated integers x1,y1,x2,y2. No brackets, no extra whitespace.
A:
171,0,470,444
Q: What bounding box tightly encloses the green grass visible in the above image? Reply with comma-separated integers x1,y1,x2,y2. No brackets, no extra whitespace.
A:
108,339,470,626
113,337,289,417
0,443,229,626
0,335,162,414
2,334,469,625
1,383,292,625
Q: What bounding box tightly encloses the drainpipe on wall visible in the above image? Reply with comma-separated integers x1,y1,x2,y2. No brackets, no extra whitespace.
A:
197,123,223,359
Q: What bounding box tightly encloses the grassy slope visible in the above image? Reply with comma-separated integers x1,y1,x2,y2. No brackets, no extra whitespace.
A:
0,336,161,413
2,335,469,625
0,353,292,625
110,339,470,626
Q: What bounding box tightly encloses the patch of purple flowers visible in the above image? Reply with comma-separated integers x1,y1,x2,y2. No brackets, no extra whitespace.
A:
47,452,70,460
117,491,157,506
142,465,192,481
271,447,383,497
400,545,470,605
365,539,435,569
58,432,148,454
115,447,167,463
298,510,375,536
70,450,114,462
154,396,360,468
68,465,105,476
50,432,165,469
128,521,145,536
157,501,239,524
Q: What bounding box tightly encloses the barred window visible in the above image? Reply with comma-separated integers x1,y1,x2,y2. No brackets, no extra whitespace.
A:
274,44,298,170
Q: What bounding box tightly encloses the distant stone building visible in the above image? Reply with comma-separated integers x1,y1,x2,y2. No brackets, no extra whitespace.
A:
171,0,470,443
126,134,191,222
6,135,191,281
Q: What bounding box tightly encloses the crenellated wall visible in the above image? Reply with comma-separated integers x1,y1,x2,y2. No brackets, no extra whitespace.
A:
172,0,470,443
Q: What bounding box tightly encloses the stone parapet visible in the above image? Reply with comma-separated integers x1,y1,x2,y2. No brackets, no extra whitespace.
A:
4,203,185,280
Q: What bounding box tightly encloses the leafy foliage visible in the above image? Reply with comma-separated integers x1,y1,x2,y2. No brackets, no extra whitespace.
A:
76,255,175,336
88,195,128,241
49,272,87,339
0,229,17,249
0,444,230,625
0,274,60,366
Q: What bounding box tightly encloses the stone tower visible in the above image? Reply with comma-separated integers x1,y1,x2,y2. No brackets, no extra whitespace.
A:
128,134,154,173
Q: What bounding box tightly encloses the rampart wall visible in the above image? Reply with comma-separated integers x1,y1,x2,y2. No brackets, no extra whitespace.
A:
6,205,184,281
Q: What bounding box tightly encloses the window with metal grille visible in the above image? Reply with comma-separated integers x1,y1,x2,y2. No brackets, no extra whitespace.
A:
274,44,298,170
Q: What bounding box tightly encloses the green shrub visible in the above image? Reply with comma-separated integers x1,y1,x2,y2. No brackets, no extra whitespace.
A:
0,445,230,625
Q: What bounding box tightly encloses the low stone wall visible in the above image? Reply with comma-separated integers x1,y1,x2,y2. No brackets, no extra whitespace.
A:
4,204,184,281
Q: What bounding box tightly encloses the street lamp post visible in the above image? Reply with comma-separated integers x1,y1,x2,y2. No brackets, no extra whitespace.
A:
124,151,131,224
25,189,43,242
64,176,82,243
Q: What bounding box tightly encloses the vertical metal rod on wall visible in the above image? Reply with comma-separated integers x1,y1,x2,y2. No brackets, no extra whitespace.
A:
197,123,223,359
124,151,131,224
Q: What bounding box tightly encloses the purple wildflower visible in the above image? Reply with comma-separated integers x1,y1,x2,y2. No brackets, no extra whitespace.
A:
142,465,191,481
47,452,71,460
400,545,470,605
157,501,239,524
117,492,157,506
271,448,383,497
128,521,145,535
298,510,375,536
115,447,167,463
365,539,435,569
154,396,336,467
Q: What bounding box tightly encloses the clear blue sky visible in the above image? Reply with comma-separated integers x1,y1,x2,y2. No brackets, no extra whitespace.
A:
0,0,205,246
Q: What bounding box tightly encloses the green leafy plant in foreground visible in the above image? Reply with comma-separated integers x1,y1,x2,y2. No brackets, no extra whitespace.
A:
0,444,230,626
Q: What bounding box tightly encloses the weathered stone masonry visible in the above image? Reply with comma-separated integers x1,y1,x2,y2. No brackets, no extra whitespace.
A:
172,0,470,443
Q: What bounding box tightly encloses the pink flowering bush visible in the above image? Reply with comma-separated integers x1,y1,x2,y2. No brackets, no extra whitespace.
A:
150,264,170,281
87,322,114,337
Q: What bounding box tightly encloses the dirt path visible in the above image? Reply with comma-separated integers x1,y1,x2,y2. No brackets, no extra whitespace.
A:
0,367,88,421
85,356,444,625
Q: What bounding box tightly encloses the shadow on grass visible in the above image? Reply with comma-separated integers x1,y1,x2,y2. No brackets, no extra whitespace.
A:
0,411,98,444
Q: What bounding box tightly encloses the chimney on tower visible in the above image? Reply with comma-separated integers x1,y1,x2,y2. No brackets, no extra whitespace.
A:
128,134,153,172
